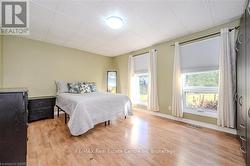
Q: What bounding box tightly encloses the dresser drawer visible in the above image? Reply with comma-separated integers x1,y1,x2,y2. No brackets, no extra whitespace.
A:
28,96,56,122
28,107,54,122
28,98,55,109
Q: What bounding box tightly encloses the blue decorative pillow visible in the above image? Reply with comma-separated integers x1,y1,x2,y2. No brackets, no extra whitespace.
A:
89,83,97,92
80,83,91,93
68,82,80,93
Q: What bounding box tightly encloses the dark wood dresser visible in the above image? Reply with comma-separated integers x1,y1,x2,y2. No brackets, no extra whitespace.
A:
237,3,250,164
28,96,56,122
0,88,28,165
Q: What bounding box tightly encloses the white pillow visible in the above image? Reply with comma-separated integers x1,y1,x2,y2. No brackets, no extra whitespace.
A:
56,81,69,94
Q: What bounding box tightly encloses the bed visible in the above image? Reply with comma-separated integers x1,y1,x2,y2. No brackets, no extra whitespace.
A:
56,92,132,136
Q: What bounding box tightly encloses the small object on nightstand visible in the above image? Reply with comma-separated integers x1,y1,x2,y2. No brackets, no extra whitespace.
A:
28,96,56,122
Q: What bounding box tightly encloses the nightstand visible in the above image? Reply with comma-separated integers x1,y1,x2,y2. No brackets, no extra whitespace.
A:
28,96,56,122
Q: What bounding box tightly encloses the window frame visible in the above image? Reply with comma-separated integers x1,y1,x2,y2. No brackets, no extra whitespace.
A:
182,70,218,118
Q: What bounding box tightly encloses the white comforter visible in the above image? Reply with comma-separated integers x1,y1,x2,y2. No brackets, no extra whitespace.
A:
56,92,132,136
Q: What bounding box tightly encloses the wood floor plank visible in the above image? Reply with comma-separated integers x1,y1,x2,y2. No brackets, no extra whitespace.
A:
27,111,245,166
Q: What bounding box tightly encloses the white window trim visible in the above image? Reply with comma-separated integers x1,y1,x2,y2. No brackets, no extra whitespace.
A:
182,71,218,118
183,86,218,92
184,108,217,118
135,101,148,106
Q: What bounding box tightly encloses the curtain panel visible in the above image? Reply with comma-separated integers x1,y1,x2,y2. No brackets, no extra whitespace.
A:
172,42,183,117
147,49,159,111
128,56,135,103
217,28,236,128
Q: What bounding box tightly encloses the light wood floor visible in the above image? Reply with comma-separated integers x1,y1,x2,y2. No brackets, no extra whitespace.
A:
28,111,245,166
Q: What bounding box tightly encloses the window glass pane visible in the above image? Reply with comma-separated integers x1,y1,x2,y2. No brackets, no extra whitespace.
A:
182,70,219,115
139,75,148,102
185,92,218,111
185,70,219,87
134,73,148,105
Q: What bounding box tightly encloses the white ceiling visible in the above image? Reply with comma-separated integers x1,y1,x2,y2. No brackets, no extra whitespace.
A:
26,0,246,57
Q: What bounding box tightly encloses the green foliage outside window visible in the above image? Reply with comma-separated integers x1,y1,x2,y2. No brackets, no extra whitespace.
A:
184,70,219,111
186,70,219,87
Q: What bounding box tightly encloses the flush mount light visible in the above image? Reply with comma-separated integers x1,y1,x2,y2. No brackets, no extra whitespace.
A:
106,16,124,29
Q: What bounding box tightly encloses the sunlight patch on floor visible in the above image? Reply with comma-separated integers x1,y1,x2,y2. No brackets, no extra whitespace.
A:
130,116,149,147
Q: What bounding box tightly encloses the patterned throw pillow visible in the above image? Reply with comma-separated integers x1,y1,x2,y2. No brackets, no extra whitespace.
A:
68,82,80,93
89,83,97,92
80,83,92,93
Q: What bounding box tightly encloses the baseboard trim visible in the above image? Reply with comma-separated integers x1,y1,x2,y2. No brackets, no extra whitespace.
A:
135,109,237,135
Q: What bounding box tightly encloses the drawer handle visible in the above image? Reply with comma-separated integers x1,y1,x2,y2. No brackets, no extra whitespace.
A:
240,124,245,128
240,146,246,154
240,135,246,141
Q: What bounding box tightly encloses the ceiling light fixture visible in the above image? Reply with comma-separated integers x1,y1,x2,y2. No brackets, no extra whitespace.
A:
106,16,124,29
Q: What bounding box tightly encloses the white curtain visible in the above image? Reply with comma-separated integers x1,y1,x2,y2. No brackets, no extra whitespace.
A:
128,56,136,103
147,49,159,111
172,42,183,117
217,28,236,128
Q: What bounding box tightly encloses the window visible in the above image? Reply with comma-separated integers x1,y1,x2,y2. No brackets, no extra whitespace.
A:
134,73,148,105
182,70,218,117
180,36,220,118
132,53,149,106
